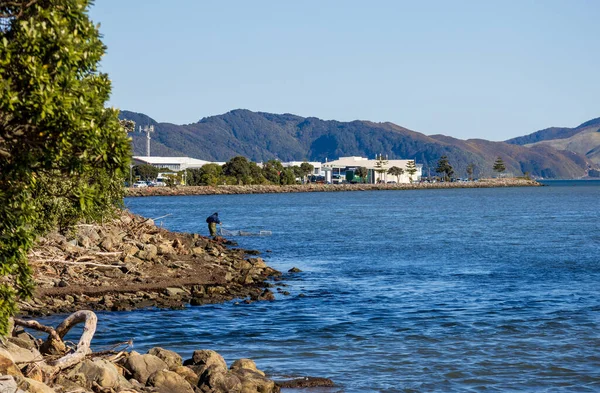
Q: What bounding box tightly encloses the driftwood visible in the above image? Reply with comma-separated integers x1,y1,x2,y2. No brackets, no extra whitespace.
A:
49,310,97,369
13,318,66,354
33,259,122,268
13,310,98,374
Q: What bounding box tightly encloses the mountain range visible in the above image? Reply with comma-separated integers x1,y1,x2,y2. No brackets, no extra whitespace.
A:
120,110,600,179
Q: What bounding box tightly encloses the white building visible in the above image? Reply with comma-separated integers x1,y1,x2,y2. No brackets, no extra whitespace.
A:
281,161,322,176
132,156,224,171
322,156,422,184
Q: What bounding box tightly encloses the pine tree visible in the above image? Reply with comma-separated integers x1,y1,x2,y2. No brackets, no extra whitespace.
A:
405,160,418,182
435,156,454,181
493,157,506,175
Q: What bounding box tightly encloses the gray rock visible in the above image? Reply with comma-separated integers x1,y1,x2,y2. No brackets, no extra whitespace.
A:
147,370,194,393
0,352,23,377
17,378,55,393
148,347,183,370
198,365,242,393
123,351,168,384
232,368,278,393
172,366,199,386
0,375,25,393
230,359,264,376
68,359,120,389
164,287,188,297
1,341,42,364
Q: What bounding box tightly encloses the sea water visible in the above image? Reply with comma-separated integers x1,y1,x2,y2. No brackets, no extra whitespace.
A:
45,182,600,392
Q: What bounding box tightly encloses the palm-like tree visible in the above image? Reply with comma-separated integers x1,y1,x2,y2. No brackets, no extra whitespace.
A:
388,166,404,183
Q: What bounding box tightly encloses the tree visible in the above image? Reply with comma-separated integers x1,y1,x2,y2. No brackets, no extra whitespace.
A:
374,154,389,183
493,156,506,175
222,156,252,185
435,156,454,181
280,168,297,185
466,163,475,180
405,160,417,182
387,166,404,183
299,162,314,183
355,167,369,183
0,0,131,334
262,160,284,184
134,164,159,181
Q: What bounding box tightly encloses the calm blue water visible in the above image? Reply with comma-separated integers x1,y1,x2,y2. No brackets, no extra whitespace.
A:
50,182,600,391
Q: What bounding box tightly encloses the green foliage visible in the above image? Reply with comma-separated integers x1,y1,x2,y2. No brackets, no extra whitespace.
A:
388,166,404,182
466,163,475,180
374,154,388,175
435,156,454,181
222,156,252,185
262,160,284,184
0,0,131,335
355,167,369,183
299,162,314,182
493,156,506,173
134,164,159,181
405,160,417,182
280,168,297,185
186,164,222,186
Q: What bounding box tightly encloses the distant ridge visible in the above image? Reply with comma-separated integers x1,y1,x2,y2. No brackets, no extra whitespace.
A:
120,110,597,179
506,117,600,165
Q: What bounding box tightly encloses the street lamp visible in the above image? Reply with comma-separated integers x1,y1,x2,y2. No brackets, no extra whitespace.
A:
129,164,133,187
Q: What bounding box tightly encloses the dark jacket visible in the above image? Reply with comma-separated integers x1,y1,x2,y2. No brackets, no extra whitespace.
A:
206,213,221,224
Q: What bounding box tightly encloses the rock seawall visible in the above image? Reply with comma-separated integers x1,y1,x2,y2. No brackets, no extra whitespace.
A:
126,178,541,197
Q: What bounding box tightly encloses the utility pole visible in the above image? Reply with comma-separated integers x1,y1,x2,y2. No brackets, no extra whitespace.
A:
140,125,155,157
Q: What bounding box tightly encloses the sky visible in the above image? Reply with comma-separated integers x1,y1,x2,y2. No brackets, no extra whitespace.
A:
90,0,600,141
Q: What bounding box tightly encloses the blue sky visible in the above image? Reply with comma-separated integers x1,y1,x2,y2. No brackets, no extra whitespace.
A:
90,0,599,141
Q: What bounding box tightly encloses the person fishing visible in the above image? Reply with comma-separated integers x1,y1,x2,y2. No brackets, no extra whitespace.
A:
206,212,221,238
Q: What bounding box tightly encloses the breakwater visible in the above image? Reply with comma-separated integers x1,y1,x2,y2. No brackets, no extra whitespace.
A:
126,178,540,197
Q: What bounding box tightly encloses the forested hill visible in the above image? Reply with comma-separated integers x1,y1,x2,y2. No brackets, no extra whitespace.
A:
120,109,595,179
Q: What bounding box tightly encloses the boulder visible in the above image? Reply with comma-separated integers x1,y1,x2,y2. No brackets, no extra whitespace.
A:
232,368,279,393
0,375,25,393
164,287,188,298
197,365,242,393
158,243,175,255
230,359,264,376
68,359,120,389
1,340,42,364
136,244,158,261
0,352,23,377
173,366,199,386
147,347,183,370
123,351,168,384
146,370,194,393
122,244,140,257
17,378,55,393
183,349,227,378
192,246,205,255
248,258,268,268
99,236,115,251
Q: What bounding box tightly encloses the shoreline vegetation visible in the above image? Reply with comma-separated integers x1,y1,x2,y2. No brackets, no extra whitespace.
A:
2,211,330,392
126,177,541,197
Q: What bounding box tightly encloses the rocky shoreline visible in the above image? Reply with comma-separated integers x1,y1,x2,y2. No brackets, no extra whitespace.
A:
19,211,284,316
0,211,328,392
126,177,541,197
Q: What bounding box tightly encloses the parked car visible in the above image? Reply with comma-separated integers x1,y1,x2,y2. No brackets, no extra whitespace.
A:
133,181,148,188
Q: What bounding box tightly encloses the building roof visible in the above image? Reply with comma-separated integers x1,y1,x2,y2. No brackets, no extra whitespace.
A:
132,156,221,169
323,156,417,170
